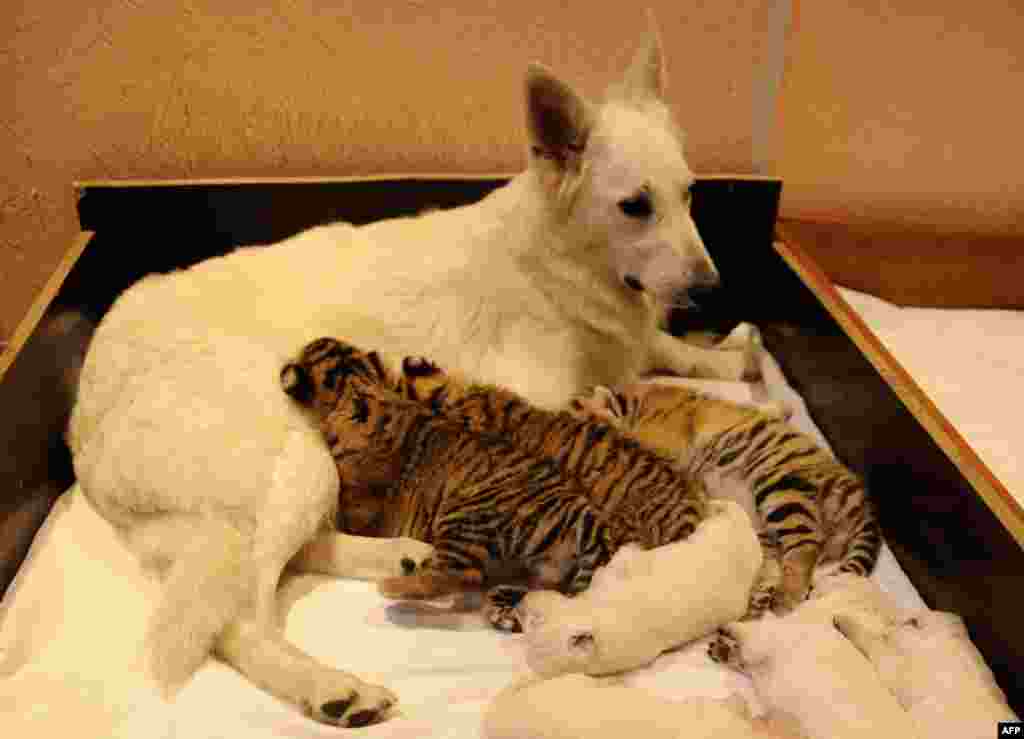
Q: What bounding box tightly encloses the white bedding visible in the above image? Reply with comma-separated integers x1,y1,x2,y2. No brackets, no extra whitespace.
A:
838,286,1024,508
0,348,927,738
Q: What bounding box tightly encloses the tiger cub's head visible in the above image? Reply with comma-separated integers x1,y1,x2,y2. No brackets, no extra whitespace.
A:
282,337,430,536
280,336,394,416
569,382,791,464
568,383,704,460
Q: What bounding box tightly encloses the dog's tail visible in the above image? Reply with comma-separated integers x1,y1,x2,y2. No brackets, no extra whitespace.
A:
144,517,251,695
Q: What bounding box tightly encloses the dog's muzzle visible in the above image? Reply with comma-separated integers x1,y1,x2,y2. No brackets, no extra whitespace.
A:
623,261,720,310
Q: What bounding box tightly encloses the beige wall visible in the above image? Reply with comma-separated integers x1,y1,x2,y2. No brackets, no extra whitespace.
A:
2,0,784,347
778,0,1024,234
4,1,1023,349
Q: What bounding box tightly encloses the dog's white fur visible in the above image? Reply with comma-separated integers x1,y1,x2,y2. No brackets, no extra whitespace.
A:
68,18,756,727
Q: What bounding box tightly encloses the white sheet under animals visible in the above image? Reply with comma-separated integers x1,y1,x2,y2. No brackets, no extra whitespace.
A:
0,350,932,738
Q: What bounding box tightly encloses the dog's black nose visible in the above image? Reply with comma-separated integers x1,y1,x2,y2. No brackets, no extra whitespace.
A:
688,282,718,302
675,277,722,312
685,263,721,309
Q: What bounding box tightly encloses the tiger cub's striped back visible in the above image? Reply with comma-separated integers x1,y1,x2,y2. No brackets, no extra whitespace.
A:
570,382,881,615
280,338,708,630
396,357,708,544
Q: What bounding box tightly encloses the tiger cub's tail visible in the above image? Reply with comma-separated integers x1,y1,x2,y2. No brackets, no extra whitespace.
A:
378,567,485,600
837,499,882,577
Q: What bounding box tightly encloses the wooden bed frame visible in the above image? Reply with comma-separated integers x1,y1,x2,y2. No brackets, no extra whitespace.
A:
1,176,1021,714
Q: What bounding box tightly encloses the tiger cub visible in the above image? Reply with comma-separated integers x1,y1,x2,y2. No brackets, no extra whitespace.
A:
280,338,708,631
568,382,881,616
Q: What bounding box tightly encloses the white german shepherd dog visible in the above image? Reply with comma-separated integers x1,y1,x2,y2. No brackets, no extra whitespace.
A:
68,18,758,729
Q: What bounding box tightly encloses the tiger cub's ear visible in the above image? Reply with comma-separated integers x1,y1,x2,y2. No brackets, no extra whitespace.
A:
280,362,315,405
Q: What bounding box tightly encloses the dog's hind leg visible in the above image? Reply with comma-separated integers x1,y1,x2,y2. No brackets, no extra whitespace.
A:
142,515,253,694
214,565,397,727
212,430,397,727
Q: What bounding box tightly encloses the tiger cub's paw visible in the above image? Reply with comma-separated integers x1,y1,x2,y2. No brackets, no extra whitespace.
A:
568,385,625,425
401,356,441,379
400,356,450,410
484,585,529,632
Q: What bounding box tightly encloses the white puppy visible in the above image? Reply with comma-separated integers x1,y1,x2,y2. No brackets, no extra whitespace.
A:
712,614,918,739
67,16,756,729
835,608,1018,738
518,500,762,678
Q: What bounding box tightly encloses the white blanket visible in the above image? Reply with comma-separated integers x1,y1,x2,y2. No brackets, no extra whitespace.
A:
838,286,1024,508
0,349,927,738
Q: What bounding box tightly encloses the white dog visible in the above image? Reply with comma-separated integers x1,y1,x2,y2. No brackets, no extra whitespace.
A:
68,18,757,728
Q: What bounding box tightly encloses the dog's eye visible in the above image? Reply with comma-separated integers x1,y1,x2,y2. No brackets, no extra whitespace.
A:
618,193,653,219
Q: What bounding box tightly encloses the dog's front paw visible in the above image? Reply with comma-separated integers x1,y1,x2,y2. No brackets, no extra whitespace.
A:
716,322,762,351
710,323,764,381
741,352,763,382
310,675,397,728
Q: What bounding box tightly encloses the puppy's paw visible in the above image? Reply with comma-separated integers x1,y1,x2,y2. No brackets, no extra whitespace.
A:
707,629,744,671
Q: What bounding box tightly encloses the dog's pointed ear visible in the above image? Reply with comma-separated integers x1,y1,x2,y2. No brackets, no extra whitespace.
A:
612,10,667,103
525,63,592,169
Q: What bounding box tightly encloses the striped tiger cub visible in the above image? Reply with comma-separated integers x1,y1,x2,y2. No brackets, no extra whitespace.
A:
567,382,881,615
280,338,708,631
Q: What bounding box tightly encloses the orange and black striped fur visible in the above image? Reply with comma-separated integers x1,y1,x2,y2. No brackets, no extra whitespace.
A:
280,338,708,631
567,383,881,616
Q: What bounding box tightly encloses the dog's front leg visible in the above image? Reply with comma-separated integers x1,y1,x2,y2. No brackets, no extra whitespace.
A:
290,532,434,581
647,330,761,381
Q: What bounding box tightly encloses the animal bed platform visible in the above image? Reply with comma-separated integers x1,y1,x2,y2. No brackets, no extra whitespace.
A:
0,175,1021,732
